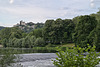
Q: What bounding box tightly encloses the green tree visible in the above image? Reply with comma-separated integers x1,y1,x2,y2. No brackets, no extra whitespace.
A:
63,19,75,43
73,15,97,47
2,38,8,47
23,36,31,48
0,27,24,48
30,36,36,47
94,21,100,51
32,28,43,38
0,28,11,40
43,19,74,45
43,19,54,44
34,37,45,47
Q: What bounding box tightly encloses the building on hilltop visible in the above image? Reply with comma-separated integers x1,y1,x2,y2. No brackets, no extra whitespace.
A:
13,20,44,32
20,20,26,26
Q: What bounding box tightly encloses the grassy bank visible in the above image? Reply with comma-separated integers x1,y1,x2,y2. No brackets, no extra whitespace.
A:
0,43,75,54
0,47,57,54
0,47,71,54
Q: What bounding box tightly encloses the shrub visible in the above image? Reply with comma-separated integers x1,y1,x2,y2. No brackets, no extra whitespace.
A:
53,44,100,67
0,50,16,67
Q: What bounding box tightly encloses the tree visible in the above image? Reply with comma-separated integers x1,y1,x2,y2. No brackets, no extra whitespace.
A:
52,18,64,44
34,23,44,29
63,32,68,43
0,27,24,47
10,27,24,39
30,36,36,47
43,19,75,45
32,28,43,38
0,28,11,40
22,36,31,48
73,15,97,47
43,19,54,44
34,37,45,47
2,38,8,47
90,11,100,21
63,19,75,43
94,21,100,51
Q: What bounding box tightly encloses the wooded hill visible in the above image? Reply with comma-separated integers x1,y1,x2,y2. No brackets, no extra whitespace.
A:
0,11,100,51
0,26,5,30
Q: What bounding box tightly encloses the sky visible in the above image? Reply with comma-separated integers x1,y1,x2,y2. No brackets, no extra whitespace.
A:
0,0,100,27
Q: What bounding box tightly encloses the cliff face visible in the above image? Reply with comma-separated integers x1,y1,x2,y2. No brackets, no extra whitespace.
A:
14,21,44,32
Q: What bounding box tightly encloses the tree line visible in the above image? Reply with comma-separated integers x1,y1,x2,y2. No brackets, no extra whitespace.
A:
0,11,100,51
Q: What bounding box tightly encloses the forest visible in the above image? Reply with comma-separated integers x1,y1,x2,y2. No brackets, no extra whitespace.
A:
0,11,100,51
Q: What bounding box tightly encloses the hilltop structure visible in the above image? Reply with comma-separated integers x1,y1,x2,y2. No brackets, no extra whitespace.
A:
20,20,26,26
14,20,44,32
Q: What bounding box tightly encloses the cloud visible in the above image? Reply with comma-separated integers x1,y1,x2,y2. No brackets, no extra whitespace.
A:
90,2,95,8
90,0,95,8
0,6,61,24
60,7,70,10
90,0,94,2
0,0,98,27
9,0,14,4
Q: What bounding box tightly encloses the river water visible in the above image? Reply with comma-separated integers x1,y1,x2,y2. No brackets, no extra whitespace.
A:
12,53,57,67
8,53,100,67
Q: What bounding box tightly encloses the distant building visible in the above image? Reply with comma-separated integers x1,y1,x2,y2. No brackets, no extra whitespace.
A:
13,20,35,31
13,20,44,32
20,20,26,26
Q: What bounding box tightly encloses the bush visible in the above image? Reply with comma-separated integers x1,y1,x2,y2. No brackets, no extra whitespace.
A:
53,44,100,67
0,50,16,67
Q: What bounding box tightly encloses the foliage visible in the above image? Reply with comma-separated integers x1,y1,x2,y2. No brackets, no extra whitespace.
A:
53,44,100,67
73,15,97,47
43,18,75,45
94,21,100,51
0,27,23,39
0,26,5,30
30,28,43,38
0,11,100,50
0,50,16,67
90,11,100,21
0,47,57,54
34,23,44,29
34,37,45,47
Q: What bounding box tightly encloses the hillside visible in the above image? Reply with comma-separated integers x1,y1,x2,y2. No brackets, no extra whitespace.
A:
0,11,99,51
0,26,5,30
14,20,44,33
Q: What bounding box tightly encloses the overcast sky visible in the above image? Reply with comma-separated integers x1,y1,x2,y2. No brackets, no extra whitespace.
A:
0,0,100,27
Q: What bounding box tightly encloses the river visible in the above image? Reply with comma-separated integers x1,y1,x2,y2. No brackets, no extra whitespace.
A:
8,53,100,67
12,53,57,67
